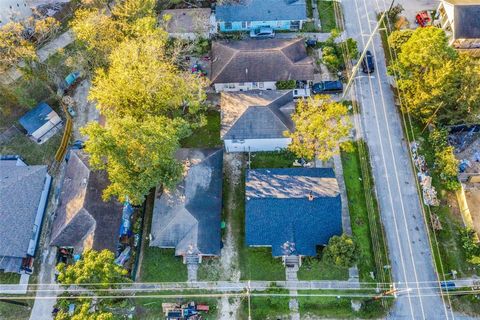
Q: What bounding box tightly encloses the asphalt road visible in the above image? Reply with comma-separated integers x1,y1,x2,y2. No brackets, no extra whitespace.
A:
341,0,455,318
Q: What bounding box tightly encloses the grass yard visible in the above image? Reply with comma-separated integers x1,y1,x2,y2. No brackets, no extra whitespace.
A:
139,247,187,282
0,300,32,320
297,253,349,280
0,132,62,165
181,110,221,148
306,0,313,18
298,290,389,319
318,1,337,32
341,141,390,284
239,288,290,320
249,150,296,169
0,272,20,284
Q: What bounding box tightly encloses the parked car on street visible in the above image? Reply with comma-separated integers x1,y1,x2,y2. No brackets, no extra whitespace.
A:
362,50,375,74
311,81,343,94
249,27,275,39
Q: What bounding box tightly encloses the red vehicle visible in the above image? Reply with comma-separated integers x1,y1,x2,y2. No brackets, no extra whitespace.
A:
416,11,432,27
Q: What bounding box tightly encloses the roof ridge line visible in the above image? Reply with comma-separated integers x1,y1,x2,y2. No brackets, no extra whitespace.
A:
211,43,239,83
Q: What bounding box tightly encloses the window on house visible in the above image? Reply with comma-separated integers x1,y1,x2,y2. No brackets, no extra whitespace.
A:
259,82,264,88
242,21,247,29
225,22,232,30
290,20,300,30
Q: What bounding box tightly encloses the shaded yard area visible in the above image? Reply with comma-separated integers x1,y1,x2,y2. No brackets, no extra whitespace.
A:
181,110,221,148
0,132,62,165
249,150,296,169
139,247,187,283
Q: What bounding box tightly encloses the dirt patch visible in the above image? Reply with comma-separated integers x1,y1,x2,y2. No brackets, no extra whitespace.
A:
216,152,244,319
71,79,99,140
465,190,480,234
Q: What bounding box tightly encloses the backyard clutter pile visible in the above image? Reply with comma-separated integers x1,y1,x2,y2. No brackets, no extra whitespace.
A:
162,301,210,320
411,142,439,206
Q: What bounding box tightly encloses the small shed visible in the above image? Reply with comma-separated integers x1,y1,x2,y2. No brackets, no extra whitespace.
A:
19,102,62,144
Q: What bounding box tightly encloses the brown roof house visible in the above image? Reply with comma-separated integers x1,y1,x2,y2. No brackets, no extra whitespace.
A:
211,38,314,92
436,0,480,54
0,156,51,274
221,90,295,152
50,150,123,254
161,8,216,40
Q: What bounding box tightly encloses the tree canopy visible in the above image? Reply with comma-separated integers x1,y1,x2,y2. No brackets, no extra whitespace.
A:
56,250,128,290
323,234,358,267
286,95,352,161
55,302,114,320
81,116,190,204
88,34,207,120
0,22,36,73
389,27,480,125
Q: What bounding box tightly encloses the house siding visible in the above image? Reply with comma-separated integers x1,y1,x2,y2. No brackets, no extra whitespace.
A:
224,138,291,153
214,81,277,92
218,20,300,32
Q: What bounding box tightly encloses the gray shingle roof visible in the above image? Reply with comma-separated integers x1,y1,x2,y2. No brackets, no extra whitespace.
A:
454,5,480,39
211,38,314,83
0,159,49,258
150,148,223,256
221,90,295,140
50,150,123,253
216,0,307,23
245,168,342,256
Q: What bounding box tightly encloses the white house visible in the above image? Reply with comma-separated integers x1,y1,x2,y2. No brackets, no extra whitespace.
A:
160,8,216,40
211,38,314,93
435,0,480,54
221,90,295,152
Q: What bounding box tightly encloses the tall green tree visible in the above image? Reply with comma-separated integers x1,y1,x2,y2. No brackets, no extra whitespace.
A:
0,22,36,73
81,116,190,204
387,29,413,53
88,34,207,120
55,301,114,320
56,250,128,290
323,234,358,267
286,95,352,161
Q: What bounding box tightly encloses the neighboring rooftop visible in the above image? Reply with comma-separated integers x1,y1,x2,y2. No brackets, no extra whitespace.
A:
221,90,295,140
211,38,314,83
216,0,307,23
161,8,212,35
453,4,480,39
245,168,342,256
150,148,223,256
50,150,123,253
0,155,50,273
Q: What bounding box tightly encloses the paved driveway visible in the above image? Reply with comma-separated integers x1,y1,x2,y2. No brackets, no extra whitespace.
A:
341,0,455,318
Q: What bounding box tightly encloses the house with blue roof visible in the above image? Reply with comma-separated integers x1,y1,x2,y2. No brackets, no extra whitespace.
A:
245,168,342,259
215,0,307,32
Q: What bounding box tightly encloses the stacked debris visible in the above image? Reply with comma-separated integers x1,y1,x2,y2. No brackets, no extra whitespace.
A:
162,302,210,320
411,142,439,206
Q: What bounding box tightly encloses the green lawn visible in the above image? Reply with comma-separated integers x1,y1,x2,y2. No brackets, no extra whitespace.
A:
0,132,62,165
0,300,32,320
249,150,296,169
306,0,313,18
341,142,390,284
297,254,349,280
0,272,20,284
139,247,187,282
181,110,221,148
318,1,337,32
239,289,290,320
298,290,389,319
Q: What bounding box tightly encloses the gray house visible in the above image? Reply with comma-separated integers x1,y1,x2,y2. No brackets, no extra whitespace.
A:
211,38,314,92
0,156,51,273
50,150,123,254
221,90,295,152
150,148,223,262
